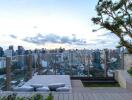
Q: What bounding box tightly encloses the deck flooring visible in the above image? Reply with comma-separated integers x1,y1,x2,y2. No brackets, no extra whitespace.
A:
0,80,132,100
1,88,132,100
3,92,132,100
53,93,132,100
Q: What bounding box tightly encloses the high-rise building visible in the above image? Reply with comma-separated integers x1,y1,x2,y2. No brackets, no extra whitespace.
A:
17,46,25,55
0,59,6,68
4,49,13,57
92,49,101,68
0,47,4,57
9,45,15,56
9,45,13,50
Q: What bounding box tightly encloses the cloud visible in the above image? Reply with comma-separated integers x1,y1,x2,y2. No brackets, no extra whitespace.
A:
90,39,109,45
97,32,113,37
9,34,17,39
23,33,88,46
90,33,120,46
98,40,107,44
98,34,108,37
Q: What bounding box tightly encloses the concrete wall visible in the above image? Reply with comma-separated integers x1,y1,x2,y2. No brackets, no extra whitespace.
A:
115,70,132,91
114,70,126,88
124,54,132,70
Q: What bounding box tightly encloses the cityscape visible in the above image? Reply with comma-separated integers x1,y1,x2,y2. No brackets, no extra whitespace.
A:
0,45,125,90
0,0,132,100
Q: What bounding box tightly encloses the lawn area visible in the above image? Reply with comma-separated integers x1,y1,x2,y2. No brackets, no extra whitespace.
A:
83,82,120,87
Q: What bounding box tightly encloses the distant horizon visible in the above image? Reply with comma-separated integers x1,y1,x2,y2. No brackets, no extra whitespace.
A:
1,45,121,51
0,0,119,49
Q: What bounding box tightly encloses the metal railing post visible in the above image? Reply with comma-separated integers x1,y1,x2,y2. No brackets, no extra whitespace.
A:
5,57,11,91
27,54,32,80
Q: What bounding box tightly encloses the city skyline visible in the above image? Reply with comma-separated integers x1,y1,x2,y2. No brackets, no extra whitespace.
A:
0,0,119,50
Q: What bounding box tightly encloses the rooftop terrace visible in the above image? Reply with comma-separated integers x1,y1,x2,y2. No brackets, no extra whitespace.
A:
0,80,132,100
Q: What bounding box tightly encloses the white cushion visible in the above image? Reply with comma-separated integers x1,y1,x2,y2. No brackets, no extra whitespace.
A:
56,87,70,92
48,83,65,89
13,86,33,92
30,84,43,88
36,87,49,92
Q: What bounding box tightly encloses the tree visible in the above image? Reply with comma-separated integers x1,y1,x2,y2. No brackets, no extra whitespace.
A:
92,0,132,53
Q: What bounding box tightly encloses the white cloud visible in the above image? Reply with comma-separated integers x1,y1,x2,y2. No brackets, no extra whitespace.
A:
0,0,119,50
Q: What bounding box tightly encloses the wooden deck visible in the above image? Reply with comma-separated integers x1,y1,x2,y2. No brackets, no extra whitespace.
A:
1,92,132,100
0,80,132,100
53,92,132,100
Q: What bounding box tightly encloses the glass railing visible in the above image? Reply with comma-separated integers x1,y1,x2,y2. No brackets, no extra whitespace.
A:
0,50,123,91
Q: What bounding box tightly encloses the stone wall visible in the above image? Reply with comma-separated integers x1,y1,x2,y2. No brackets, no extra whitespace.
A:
124,54,132,70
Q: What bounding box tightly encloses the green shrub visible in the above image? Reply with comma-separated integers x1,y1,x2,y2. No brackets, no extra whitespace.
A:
0,93,53,100
45,93,53,100
128,67,132,76
0,93,25,100
29,93,43,100
15,97,27,100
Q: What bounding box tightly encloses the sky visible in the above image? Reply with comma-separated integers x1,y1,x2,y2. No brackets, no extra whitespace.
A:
0,0,119,50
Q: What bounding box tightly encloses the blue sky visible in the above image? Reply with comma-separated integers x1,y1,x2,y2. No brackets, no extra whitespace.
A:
0,0,119,50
